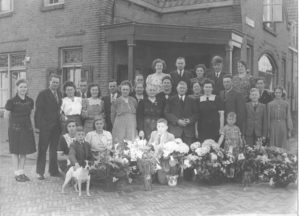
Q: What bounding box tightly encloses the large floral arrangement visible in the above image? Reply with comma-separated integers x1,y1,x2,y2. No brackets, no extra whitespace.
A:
184,139,233,185
262,147,298,187
153,138,189,185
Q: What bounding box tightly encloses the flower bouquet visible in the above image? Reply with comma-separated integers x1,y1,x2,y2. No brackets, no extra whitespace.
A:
153,138,189,186
186,139,228,185
262,147,297,188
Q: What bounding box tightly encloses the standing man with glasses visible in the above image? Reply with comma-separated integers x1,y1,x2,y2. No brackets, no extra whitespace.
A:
34,74,62,180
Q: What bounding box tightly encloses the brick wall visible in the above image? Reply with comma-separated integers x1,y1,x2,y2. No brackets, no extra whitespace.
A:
0,0,114,100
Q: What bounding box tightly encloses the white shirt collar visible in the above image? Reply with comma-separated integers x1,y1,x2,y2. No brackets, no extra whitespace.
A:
178,95,185,101
200,94,216,102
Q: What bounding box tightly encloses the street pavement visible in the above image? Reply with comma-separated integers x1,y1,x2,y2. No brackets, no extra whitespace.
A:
0,118,298,216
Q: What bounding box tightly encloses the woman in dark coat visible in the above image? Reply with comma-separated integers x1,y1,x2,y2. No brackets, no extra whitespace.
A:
197,79,224,142
5,79,36,182
137,84,164,140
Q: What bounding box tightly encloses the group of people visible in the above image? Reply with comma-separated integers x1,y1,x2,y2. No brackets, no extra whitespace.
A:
5,55,293,182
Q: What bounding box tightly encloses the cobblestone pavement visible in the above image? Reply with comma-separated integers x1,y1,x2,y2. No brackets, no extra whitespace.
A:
0,156,298,216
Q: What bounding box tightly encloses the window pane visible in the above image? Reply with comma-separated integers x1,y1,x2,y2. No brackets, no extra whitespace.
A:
263,5,272,22
63,48,82,64
0,0,11,12
10,53,26,67
0,55,8,67
0,71,9,108
273,0,282,5
272,5,282,22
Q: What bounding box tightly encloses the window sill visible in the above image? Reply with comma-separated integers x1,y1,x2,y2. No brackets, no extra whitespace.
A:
263,25,277,37
0,11,13,18
41,3,64,12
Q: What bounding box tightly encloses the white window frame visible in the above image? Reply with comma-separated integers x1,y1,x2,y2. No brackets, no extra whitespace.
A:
44,0,64,7
0,0,13,14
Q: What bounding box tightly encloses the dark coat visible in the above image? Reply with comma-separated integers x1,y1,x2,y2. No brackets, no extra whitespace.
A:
34,88,62,129
206,71,226,95
259,90,273,104
170,70,194,93
164,95,198,138
103,93,120,131
68,141,92,166
219,88,246,134
245,102,268,137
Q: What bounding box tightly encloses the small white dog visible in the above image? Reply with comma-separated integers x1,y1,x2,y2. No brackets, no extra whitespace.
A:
62,160,92,196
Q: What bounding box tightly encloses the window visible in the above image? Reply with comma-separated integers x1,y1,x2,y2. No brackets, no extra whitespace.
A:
0,0,13,13
263,0,283,34
289,21,297,48
246,44,253,73
61,47,92,89
282,58,286,88
258,54,277,90
0,52,26,108
44,0,64,6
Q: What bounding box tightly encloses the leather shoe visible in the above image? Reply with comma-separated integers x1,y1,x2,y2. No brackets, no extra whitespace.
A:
21,174,30,181
37,174,45,180
15,175,26,182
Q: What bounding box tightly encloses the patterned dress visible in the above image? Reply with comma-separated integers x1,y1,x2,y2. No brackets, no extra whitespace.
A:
111,96,138,143
221,125,242,157
82,98,105,133
5,95,36,154
267,99,293,149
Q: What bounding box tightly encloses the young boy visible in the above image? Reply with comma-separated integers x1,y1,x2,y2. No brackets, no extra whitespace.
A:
245,88,267,146
148,118,175,146
69,126,93,168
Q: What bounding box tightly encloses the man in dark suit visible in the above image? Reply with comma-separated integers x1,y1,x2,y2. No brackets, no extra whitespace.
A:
256,77,273,104
170,57,193,94
34,74,62,180
164,81,198,145
102,80,120,132
76,79,88,98
219,74,246,135
245,88,267,146
207,56,226,95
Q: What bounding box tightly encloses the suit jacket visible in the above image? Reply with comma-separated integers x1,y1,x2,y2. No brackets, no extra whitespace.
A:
164,95,198,138
170,70,194,93
219,88,246,134
34,88,62,129
103,92,120,131
207,71,226,95
245,102,267,137
259,90,273,104
148,131,175,145
68,141,92,166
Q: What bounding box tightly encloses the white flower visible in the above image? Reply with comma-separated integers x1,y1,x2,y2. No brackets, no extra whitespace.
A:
176,143,189,154
122,158,129,164
238,153,245,161
190,142,201,151
202,139,215,149
210,152,218,161
195,146,210,157
269,178,274,186
155,163,162,170
112,177,119,182
184,159,191,168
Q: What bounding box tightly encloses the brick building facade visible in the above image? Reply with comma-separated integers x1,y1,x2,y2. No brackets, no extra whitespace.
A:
0,0,297,111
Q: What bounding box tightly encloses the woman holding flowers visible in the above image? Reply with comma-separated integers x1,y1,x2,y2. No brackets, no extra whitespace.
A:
197,79,224,142
111,80,138,143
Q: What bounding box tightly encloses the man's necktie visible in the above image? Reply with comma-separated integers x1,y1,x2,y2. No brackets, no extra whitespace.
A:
53,91,59,103
206,97,209,101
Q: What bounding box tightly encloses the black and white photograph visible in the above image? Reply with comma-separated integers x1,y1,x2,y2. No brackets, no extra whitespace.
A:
0,0,298,215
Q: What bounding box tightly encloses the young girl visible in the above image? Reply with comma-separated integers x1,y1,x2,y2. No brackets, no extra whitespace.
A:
218,112,243,158
5,79,36,182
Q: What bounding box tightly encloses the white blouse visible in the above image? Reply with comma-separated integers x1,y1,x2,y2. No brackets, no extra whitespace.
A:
61,97,82,115
85,130,112,152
